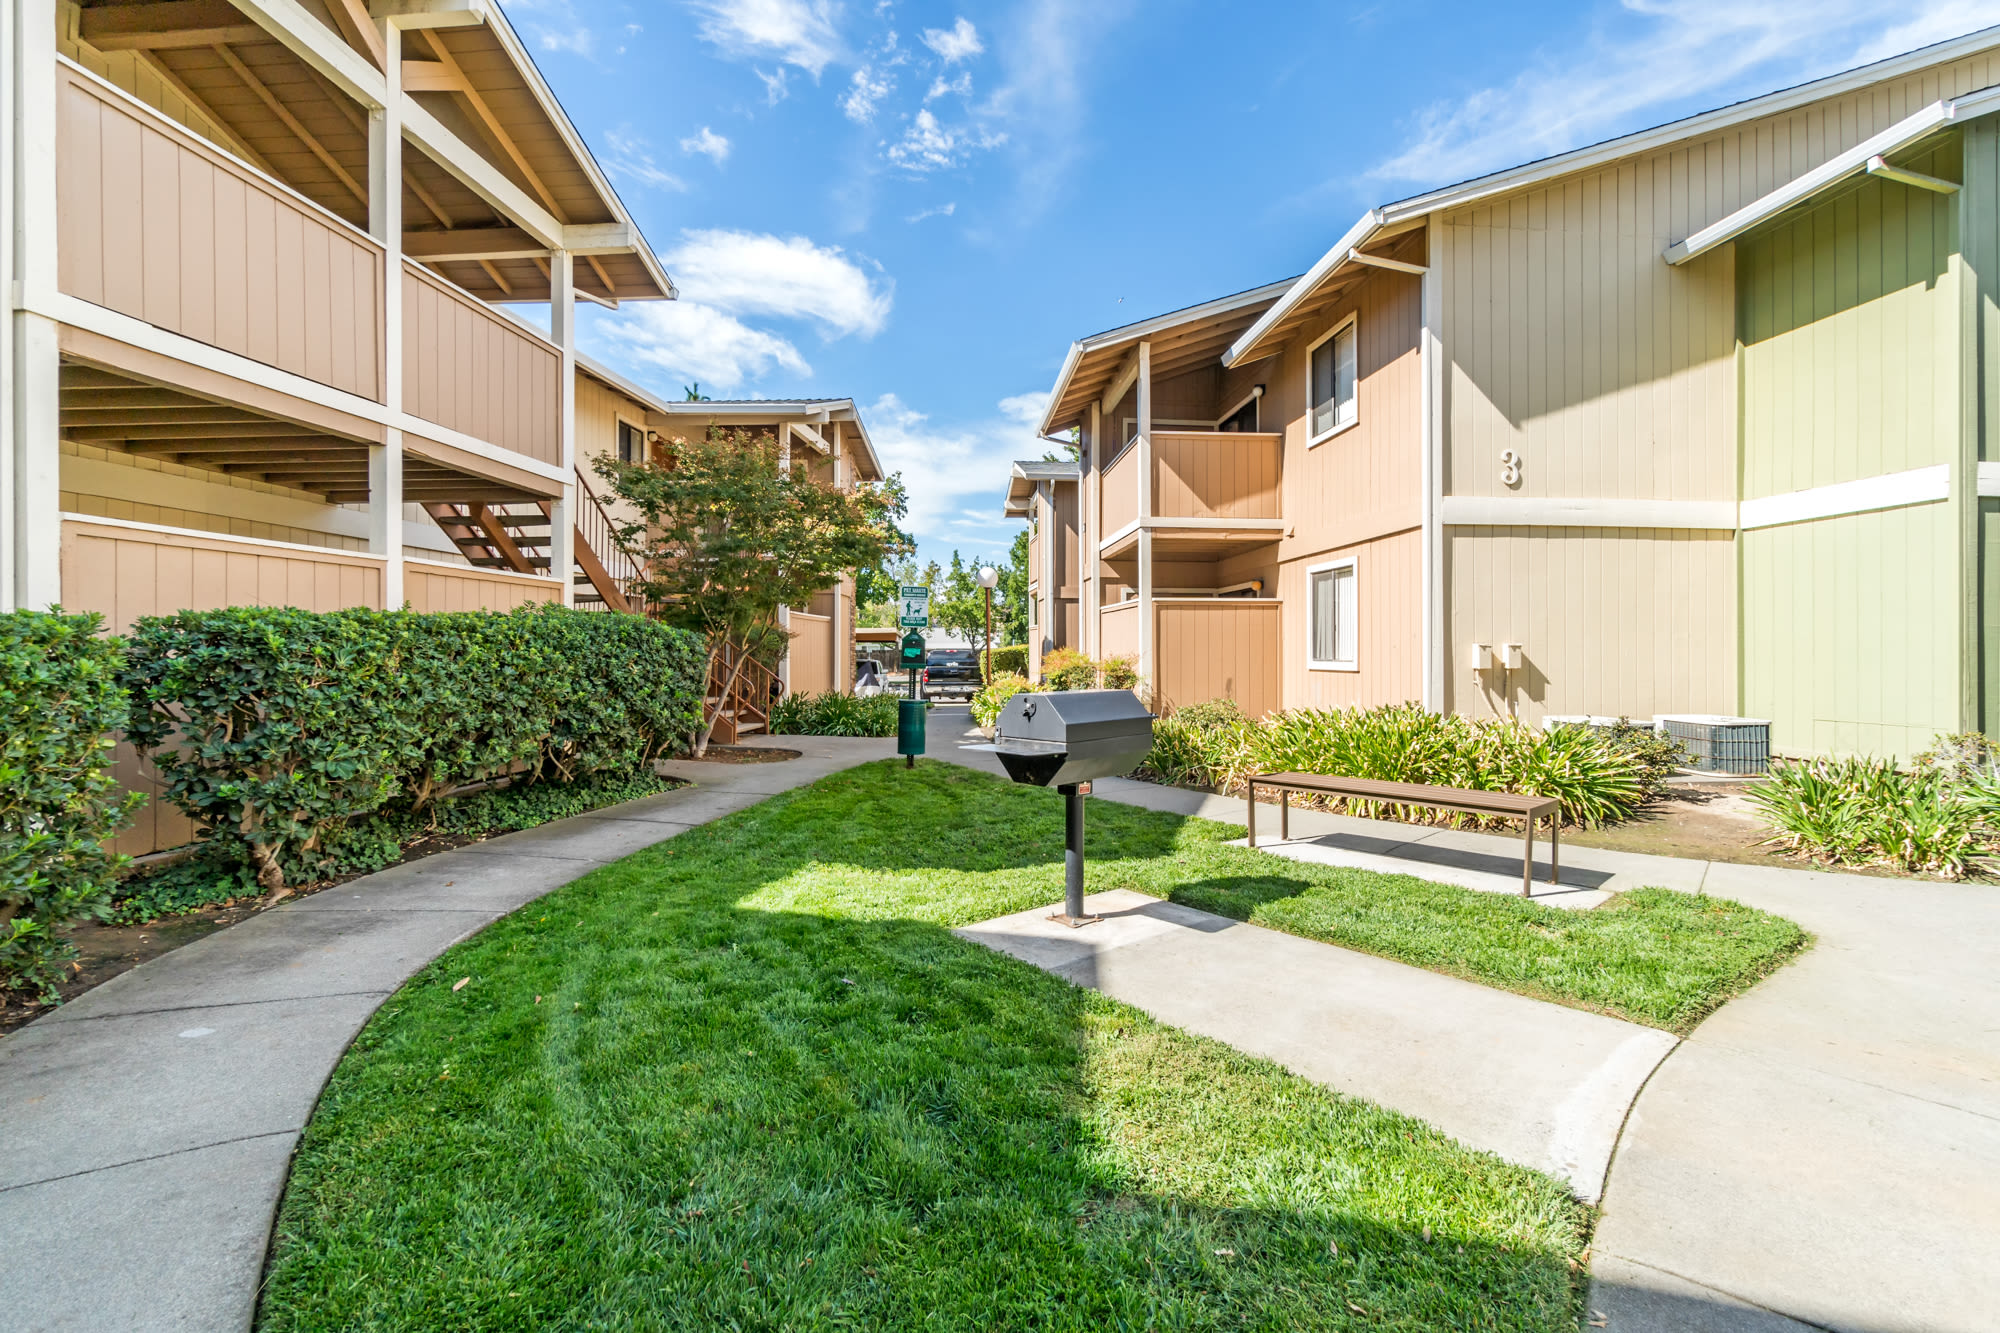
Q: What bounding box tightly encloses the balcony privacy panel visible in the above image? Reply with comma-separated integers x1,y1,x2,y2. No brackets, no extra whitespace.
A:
1151,432,1282,520
55,65,385,402
403,262,561,465
1102,443,1139,536
1155,598,1281,719
788,611,834,694
403,559,563,613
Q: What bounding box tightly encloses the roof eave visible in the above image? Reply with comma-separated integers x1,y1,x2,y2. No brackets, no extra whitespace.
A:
1223,210,1385,368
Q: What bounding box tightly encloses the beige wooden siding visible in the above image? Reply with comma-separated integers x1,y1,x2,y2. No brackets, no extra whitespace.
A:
1151,432,1282,520
1275,527,1423,712
1154,599,1281,718
1054,483,1080,592
1439,47,2000,509
1258,268,1425,559
1443,526,1735,724
574,374,654,529
403,261,561,464
55,64,385,402
403,559,562,612
788,611,834,694
60,517,387,857
1099,600,1140,662
1102,443,1139,536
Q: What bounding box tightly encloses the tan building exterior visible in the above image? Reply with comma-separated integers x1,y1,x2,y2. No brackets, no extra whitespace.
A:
1001,459,1080,679
1032,28,2000,758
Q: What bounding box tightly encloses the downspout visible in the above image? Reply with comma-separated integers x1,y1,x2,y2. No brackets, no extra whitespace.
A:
1419,216,1445,713
1136,340,1154,692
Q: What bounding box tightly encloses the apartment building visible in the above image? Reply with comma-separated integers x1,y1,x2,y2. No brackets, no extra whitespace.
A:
1029,27,2000,759
1001,458,1079,678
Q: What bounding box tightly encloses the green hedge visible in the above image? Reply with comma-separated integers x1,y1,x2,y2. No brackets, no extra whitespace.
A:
770,690,900,737
121,606,705,892
2,610,140,1000
971,673,1033,727
987,644,1027,678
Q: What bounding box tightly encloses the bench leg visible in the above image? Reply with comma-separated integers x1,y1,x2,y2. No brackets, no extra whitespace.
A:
1550,818,1559,885
1523,818,1533,897
1247,782,1257,849
1280,789,1290,841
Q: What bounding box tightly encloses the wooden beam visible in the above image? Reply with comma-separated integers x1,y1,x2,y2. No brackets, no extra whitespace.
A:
133,50,279,173
401,226,541,261
477,259,514,295
81,1,264,50
73,423,336,441
469,505,533,572
212,43,369,213
61,408,265,426
584,254,617,297
324,92,455,228
571,529,631,612
412,29,565,221
324,0,388,70
400,58,464,93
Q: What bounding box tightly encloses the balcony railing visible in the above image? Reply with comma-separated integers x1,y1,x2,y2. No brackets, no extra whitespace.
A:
1151,431,1283,520
55,60,386,404
403,261,562,466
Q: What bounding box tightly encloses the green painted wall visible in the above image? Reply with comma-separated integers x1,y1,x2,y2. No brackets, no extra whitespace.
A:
1736,141,1964,759
1964,119,2000,738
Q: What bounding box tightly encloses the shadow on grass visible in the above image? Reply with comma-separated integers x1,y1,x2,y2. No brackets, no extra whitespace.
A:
259,762,1588,1331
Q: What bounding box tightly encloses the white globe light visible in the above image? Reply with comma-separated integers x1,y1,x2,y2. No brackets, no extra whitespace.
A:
978,566,999,588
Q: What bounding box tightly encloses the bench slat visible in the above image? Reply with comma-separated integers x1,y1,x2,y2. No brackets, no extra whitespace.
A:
1250,772,1558,817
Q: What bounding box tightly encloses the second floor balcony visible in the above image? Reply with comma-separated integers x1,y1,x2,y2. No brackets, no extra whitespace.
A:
1099,429,1285,557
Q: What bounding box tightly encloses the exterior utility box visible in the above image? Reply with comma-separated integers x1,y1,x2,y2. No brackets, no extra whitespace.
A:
993,690,1155,788
1655,714,1771,775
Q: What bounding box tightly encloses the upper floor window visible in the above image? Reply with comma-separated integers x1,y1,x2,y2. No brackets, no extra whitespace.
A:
617,420,645,463
1306,557,1358,671
1308,315,1358,444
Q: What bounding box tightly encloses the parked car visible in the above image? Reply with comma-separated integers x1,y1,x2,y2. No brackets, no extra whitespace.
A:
921,649,983,698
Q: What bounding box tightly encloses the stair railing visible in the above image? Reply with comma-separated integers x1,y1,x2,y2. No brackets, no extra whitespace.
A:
571,467,650,614
708,641,781,734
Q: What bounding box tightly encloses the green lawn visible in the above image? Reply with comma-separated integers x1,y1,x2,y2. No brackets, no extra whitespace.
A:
262,761,1597,1331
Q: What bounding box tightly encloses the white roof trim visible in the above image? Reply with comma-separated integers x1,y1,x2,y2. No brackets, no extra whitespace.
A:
1037,278,1297,434
1227,24,2000,366
1666,83,2000,263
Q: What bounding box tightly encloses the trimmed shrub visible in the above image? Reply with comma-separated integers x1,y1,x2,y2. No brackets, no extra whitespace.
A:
1,610,141,999
120,606,704,892
1039,648,1140,693
971,673,1034,727
1137,700,1653,828
1168,697,1246,729
987,644,1028,678
1749,754,1989,878
769,690,900,737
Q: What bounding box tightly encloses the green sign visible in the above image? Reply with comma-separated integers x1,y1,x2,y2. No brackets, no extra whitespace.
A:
898,585,931,628
899,631,926,665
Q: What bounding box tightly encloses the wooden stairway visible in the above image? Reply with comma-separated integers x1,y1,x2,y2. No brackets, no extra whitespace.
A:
424,469,644,613
707,644,780,740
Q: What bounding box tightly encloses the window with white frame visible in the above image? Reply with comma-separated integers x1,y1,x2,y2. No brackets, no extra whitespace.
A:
617,419,646,464
1306,558,1358,670
1308,315,1358,443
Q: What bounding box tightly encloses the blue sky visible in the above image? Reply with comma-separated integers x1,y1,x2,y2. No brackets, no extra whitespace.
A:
502,0,2000,570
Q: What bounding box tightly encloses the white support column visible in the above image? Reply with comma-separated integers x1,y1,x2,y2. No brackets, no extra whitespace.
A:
366,21,404,608
831,419,848,691
1085,401,1099,659
548,248,576,606
1136,340,1154,690
1420,216,1445,712
7,0,62,612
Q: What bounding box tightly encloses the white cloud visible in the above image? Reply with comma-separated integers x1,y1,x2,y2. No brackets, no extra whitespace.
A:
680,126,732,164
977,0,1135,213
925,71,973,101
865,392,1047,547
690,0,841,75
998,390,1051,427
906,201,956,222
841,66,895,122
504,0,595,57
593,302,808,392
602,130,686,192
666,229,893,338
921,16,983,63
1372,0,2000,187
886,108,1006,172
756,67,791,103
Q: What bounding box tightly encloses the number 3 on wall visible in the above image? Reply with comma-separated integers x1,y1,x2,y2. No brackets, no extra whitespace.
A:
1499,449,1522,487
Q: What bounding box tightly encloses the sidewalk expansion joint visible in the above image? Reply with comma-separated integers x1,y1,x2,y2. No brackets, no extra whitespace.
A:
0,1129,300,1196
49,988,393,1023
1598,1252,1837,1332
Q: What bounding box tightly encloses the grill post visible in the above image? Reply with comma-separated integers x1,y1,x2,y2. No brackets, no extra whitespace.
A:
1061,782,1086,921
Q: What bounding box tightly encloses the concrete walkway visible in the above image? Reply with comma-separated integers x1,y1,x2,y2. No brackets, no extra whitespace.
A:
957,888,1675,1200
0,736,891,1333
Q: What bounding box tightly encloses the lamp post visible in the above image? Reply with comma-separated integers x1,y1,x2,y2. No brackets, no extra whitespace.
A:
978,566,999,685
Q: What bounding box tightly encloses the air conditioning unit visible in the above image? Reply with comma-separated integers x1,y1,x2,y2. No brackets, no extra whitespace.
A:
1655,714,1771,775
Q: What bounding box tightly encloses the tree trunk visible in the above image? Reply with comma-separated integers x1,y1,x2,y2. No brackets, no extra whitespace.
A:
695,639,753,758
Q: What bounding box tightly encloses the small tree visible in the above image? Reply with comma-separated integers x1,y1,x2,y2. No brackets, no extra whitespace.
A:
930,552,1000,664
598,428,910,754
1000,528,1031,645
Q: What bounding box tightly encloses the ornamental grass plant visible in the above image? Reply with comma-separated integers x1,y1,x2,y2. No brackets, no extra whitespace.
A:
769,690,902,737
1749,748,1994,878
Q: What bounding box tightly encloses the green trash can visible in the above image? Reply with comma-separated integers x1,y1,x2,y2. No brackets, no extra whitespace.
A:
897,698,926,766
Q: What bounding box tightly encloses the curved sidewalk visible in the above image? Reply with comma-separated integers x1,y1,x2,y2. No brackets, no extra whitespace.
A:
0,738,892,1333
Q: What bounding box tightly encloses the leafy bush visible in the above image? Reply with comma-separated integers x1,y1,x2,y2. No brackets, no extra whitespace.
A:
1137,701,1653,828
1039,648,1141,693
987,644,1028,678
2,610,142,999
110,771,673,924
971,673,1034,727
1167,698,1247,729
769,690,901,737
120,606,704,893
1749,755,1988,878
1098,655,1139,690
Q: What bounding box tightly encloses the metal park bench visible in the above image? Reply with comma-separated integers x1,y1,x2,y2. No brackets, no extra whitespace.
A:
1244,772,1560,896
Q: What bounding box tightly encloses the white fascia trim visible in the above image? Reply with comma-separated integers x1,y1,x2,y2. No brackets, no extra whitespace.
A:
1978,461,2000,497
1225,210,1384,368
1440,496,1739,529
1144,517,1286,532
1096,518,1142,555
60,511,391,561
38,289,569,487
1665,86,2000,264
1739,464,1950,528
